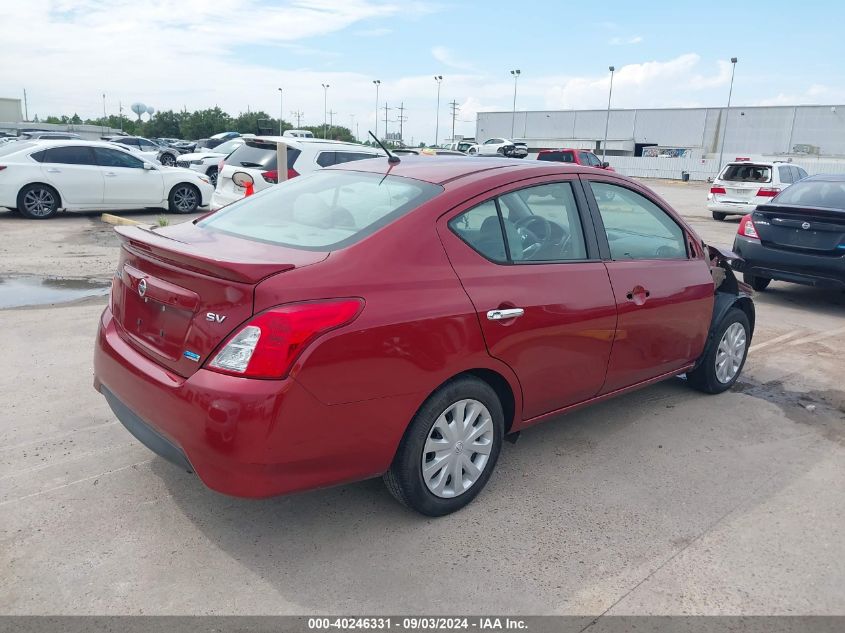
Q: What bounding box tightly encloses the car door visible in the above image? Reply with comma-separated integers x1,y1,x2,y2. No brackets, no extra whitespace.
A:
584,178,714,392
93,147,164,205
438,177,618,421
39,145,104,206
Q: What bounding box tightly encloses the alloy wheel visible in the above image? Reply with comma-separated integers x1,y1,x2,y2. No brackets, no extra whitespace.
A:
422,399,494,498
173,186,197,212
715,322,747,383
23,188,56,217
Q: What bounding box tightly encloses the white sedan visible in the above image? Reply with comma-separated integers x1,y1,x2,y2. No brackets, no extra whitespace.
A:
467,138,528,158
174,138,245,187
0,140,213,219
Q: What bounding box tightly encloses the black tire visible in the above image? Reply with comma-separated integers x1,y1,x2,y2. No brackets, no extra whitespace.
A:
168,183,200,214
743,273,771,291
160,153,176,167
687,308,751,394
384,376,504,516
206,167,219,188
712,211,727,221
17,183,60,219
468,147,477,155
497,147,505,155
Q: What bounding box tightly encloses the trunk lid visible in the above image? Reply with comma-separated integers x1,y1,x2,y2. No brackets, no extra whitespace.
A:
111,221,328,377
752,205,845,254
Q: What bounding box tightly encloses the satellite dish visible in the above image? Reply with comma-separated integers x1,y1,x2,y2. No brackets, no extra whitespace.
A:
146,106,155,116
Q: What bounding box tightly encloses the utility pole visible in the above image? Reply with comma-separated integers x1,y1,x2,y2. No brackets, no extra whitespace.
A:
434,75,443,146
383,102,392,144
718,57,739,171
23,88,28,121
102,93,107,135
602,66,615,163
119,101,124,131
277,88,283,135
328,110,337,139
397,102,407,144
290,110,303,127
349,114,355,141
321,83,330,139
449,100,459,144
510,69,521,138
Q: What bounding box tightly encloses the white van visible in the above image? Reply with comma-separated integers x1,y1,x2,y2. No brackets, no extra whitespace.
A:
283,130,315,139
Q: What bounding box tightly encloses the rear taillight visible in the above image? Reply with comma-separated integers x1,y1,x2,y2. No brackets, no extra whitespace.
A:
207,299,364,379
217,159,224,172
738,214,760,240
261,169,278,184
0,165,6,171
710,186,726,195
756,187,779,197
288,167,299,179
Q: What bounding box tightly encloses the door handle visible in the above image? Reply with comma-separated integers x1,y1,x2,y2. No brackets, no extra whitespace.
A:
626,286,651,304
46,168,60,173
487,308,525,321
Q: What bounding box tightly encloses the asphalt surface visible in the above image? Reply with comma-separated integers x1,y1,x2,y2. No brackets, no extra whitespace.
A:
0,181,843,615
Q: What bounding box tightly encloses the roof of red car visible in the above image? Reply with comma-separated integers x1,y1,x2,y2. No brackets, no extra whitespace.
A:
335,156,592,185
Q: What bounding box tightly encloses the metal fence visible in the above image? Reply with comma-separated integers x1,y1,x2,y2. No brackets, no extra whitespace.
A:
606,156,845,181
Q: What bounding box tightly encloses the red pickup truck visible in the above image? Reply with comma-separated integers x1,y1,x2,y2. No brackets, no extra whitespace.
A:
536,148,614,170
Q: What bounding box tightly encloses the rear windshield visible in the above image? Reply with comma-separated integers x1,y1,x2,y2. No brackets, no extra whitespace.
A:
0,141,34,157
537,151,575,163
720,163,771,183
224,141,301,171
771,180,845,210
199,170,443,250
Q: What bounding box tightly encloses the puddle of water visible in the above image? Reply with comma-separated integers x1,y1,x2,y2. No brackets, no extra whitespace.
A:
0,276,110,309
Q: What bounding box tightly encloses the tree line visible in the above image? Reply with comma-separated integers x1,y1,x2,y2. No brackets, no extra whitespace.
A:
33,107,358,143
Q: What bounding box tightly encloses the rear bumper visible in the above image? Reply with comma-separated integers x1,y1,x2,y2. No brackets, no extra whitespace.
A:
732,235,845,289
707,199,758,215
94,308,414,497
210,189,242,211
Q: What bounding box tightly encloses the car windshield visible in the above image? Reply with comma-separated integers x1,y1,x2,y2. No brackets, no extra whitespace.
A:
537,151,574,163
199,170,442,250
771,180,845,209
213,139,242,155
720,163,771,183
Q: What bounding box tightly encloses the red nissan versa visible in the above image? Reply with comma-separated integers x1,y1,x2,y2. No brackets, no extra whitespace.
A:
93,156,755,516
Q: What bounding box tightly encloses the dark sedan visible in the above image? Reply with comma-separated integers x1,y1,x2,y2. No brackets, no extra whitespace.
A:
732,174,845,290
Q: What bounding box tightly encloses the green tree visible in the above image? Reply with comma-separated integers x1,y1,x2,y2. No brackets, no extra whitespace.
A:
144,110,184,138
180,107,232,140
232,110,287,135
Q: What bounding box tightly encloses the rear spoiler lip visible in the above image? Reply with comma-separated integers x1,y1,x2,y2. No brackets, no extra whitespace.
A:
114,225,302,284
756,203,845,220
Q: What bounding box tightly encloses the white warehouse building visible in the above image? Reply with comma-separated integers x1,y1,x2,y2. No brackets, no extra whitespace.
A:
476,104,845,159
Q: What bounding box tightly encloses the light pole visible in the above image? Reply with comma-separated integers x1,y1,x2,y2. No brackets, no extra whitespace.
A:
602,66,615,163
321,83,329,139
434,75,443,146
718,57,739,171
510,69,520,138
373,80,381,139
277,88,283,135
349,114,355,141
102,93,106,135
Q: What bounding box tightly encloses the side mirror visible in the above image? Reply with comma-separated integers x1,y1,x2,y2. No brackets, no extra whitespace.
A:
232,171,255,188
143,162,155,170
601,162,610,169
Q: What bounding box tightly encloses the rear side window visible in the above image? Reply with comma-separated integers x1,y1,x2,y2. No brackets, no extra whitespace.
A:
778,166,794,184
199,171,441,250
44,146,96,165
772,180,845,209
537,151,574,163
94,147,144,169
720,163,771,183
449,201,508,263
225,141,301,171
30,149,47,162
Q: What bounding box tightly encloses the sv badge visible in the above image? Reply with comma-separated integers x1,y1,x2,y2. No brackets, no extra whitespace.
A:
206,312,227,323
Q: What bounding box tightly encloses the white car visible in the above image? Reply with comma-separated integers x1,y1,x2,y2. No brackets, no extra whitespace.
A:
211,137,384,210
175,138,245,187
0,140,213,219
283,129,315,138
104,136,166,164
708,160,808,220
467,138,528,158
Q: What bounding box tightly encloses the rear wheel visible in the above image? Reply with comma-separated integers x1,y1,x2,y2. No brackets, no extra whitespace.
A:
206,167,219,187
17,184,60,219
743,273,771,291
384,376,504,516
687,308,750,394
168,184,200,214
712,211,727,221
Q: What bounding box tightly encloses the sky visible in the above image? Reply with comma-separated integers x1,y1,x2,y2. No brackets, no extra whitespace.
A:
1,0,843,145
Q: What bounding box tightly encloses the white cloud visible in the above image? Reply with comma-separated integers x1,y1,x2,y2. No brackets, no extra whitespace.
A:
431,46,475,71
355,27,393,36
609,35,643,45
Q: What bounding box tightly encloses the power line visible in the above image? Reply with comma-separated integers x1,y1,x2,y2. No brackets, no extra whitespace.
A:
396,102,407,143
290,110,304,127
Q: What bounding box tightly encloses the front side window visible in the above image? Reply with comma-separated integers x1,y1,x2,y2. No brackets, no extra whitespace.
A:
590,182,687,260
200,171,441,250
139,139,159,151
93,147,145,168
44,146,96,165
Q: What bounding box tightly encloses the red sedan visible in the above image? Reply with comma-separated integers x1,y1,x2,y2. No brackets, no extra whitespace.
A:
94,157,754,516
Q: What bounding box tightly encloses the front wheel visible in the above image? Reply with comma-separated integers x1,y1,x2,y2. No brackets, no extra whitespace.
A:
206,167,219,188
687,308,750,394
468,147,477,155
159,153,176,167
712,211,727,221
743,273,771,291
168,184,200,214
384,376,504,516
